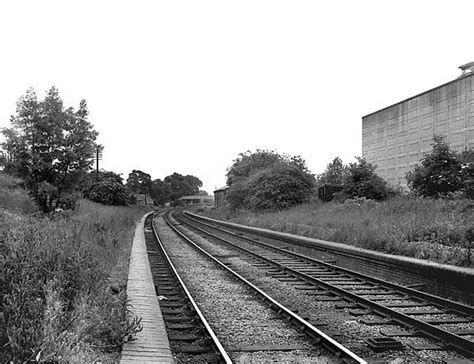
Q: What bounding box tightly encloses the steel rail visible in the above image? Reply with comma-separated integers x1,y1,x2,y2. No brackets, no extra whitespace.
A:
184,211,474,317
148,213,232,364
164,211,366,364
177,211,474,358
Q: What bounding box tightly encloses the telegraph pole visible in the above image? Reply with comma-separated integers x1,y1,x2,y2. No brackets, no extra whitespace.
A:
96,146,103,179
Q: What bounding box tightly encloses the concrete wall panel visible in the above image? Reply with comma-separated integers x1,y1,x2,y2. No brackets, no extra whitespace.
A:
362,74,474,186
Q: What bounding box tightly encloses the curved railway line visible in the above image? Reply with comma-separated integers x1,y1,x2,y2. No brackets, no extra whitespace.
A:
148,210,366,363
144,214,231,363
170,209,474,361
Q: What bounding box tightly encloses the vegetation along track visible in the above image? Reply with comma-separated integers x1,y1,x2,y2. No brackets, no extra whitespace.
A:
144,213,231,363
156,210,366,363
174,210,474,362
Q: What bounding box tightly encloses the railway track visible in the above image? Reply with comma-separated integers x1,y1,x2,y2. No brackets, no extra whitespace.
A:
174,210,474,360
143,214,231,363
153,211,366,363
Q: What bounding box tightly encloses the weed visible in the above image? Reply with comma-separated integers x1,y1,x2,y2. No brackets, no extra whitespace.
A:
0,199,148,362
203,197,474,267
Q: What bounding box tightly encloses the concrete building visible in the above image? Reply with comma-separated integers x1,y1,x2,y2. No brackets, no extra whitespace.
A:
362,64,474,186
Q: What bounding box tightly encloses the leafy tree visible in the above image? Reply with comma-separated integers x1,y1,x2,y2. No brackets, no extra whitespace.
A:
226,150,284,186
164,173,202,201
317,157,348,185
226,149,315,210
247,163,315,210
85,180,128,205
226,149,309,186
126,170,152,204
406,136,464,198
342,157,392,201
183,175,203,194
150,178,171,206
83,171,128,205
0,87,100,212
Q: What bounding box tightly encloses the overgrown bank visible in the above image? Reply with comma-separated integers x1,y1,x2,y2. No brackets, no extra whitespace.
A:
0,190,147,362
201,197,473,267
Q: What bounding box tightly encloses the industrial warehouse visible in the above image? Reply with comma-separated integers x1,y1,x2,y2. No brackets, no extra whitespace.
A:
362,63,474,186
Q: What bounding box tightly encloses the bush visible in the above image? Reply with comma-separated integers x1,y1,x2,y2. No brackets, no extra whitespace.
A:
225,150,316,211
341,157,393,201
458,149,474,199
85,180,128,205
246,163,315,210
407,136,465,198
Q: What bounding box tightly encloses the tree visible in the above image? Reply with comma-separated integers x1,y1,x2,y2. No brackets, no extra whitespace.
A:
317,157,348,185
163,173,203,201
406,136,464,198
0,87,100,212
83,171,128,205
150,178,171,206
247,163,315,210
342,157,392,201
226,149,315,210
226,150,283,186
126,170,152,204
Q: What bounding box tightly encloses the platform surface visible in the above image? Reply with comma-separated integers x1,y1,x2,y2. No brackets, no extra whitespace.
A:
121,212,174,364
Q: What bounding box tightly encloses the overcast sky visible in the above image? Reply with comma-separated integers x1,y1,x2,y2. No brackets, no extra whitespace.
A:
1,1,473,193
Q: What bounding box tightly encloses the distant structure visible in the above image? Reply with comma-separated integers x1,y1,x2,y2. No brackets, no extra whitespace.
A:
459,61,474,77
318,184,343,202
213,186,228,208
178,195,214,206
362,64,474,186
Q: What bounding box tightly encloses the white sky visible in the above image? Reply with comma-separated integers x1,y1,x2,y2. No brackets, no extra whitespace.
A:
1,1,473,193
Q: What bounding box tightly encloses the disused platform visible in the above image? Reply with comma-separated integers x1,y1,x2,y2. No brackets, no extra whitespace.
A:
120,212,174,364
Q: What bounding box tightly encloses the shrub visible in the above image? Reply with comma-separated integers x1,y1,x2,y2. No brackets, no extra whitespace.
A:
407,136,464,198
317,157,348,186
86,180,128,205
246,163,315,210
341,157,393,201
226,150,315,211
458,149,474,199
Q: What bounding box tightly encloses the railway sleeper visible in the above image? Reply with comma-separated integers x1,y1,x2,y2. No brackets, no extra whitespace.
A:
168,332,203,342
173,345,214,354
166,322,196,330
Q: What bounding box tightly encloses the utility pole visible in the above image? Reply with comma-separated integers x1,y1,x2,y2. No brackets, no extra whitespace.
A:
96,146,103,179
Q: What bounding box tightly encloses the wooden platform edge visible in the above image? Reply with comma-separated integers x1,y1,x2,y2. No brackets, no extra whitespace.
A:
120,212,174,364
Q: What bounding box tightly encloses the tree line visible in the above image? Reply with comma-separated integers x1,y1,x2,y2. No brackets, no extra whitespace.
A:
223,137,473,211
3,87,471,214
317,136,473,200
0,87,203,212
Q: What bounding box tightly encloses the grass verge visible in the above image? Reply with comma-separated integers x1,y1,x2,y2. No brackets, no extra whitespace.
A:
0,195,149,362
200,197,474,267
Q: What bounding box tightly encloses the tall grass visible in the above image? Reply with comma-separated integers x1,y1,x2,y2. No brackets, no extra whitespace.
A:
0,172,37,214
202,197,474,267
0,199,147,362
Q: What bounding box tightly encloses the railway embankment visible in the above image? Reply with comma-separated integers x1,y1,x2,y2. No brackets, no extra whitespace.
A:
0,174,148,363
187,211,474,305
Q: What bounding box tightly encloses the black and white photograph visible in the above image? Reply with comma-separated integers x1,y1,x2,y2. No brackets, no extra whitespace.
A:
0,1,473,363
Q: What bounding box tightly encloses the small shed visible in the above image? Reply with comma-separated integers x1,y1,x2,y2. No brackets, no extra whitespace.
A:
318,184,343,202
213,186,228,208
